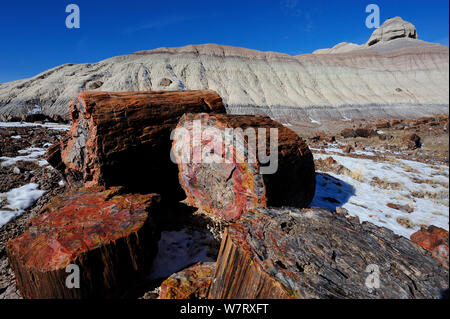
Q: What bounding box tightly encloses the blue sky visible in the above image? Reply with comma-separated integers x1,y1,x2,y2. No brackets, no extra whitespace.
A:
0,0,448,83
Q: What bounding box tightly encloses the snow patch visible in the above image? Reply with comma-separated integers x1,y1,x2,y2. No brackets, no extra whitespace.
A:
148,228,216,280
0,183,45,227
0,122,69,131
0,147,46,167
28,105,42,115
311,152,449,238
309,117,321,124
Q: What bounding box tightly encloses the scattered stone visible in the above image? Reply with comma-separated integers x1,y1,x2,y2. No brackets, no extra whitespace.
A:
355,128,377,138
340,128,356,138
335,207,348,216
314,157,351,176
86,80,103,90
376,120,391,129
396,217,414,229
343,145,354,154
159,78,173,87
411,226,449,269
387,202,414,213
402,133,421,150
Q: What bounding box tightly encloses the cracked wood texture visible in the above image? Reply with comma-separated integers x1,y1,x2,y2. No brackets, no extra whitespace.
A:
6,186,160,299
208,207,449,299
159,261,215,299
46,90,225,201
172,113,315,222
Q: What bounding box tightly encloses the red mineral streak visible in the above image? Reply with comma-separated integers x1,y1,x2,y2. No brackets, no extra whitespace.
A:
6,186,160,298
46,90,226,201
172,113,315,222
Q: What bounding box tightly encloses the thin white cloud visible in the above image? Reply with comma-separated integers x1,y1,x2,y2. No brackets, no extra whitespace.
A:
280,0,313,31
123,15,198,34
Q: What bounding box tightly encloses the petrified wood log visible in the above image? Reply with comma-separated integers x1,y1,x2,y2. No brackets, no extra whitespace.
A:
209,207,449,299
172,113,315,222
6,186,160,299
46,90,225,200
411,226,449,269
159,261,215,299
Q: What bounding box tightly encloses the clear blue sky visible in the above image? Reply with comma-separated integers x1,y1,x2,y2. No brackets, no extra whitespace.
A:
0,0,448,83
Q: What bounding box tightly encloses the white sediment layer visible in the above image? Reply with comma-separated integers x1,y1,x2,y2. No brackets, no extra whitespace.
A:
0,18,448,121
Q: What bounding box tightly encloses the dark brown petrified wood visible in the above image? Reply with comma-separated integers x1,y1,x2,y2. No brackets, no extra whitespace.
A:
172,113,316,222
209,207,449,299
6,186,160,299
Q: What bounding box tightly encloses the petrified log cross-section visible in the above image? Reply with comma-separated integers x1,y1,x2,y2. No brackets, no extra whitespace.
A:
172,113,315,222
209,207,449,299
46,90,226,201
6,186,160,299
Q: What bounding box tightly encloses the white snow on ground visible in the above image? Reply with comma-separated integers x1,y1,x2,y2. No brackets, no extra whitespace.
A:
148,228,216,280
27,105,42,115
310,153,449,238
0,183,46,228
10,135,21,139
0,122,69,131
0,147,46,167
309,117,321,124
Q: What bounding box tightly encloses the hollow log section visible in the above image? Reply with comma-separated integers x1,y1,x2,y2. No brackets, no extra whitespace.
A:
172,113,316,222
5,186,160,299
209,207,449,299
46,90,226,201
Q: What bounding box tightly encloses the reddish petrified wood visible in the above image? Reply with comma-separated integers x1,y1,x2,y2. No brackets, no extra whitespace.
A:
411,226,449,269
159,262,215,299
402,133,422,150
46,90,225,200
5,186,160,299
209,207,449,299
172,113,315,222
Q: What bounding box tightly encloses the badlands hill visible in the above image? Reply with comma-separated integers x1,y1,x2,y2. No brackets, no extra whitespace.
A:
0,17,448,122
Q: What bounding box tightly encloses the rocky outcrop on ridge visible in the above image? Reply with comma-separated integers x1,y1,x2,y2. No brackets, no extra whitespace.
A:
367,17,418,46
0,17,447,122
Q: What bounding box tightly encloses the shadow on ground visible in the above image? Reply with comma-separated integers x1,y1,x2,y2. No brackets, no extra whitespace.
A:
309,173,356,211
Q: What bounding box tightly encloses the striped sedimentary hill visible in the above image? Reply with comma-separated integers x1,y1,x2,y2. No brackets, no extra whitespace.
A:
0,17,448,122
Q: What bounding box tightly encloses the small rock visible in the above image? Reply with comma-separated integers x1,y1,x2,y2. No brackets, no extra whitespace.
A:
343,145,354,153
335,207,348,216
402,133,421,150
396,217,414,229
340,128,356,138
411,226,449,269
355,128,377,138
